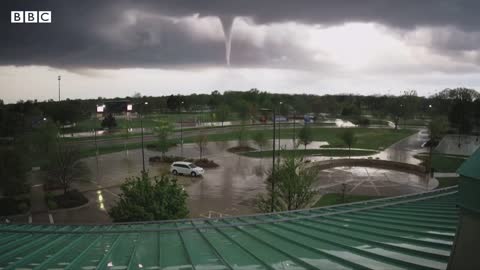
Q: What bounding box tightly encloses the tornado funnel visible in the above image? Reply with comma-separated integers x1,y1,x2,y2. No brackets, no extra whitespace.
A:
220,16,235,66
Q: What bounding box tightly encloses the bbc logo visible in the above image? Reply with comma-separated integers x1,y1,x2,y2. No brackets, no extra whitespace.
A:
11,11,52,23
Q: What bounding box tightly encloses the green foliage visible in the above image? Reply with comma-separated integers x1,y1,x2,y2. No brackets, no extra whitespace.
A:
340,129,357,157
47,189,88,209
29,120,59,159
46,198,58,210
109,172,189,222
298,124,313,150
352,117,370,127
428,116,448,143
0,198,30,215
101,113,117,129
252,132,268,150
257,157,318,212
237,125,249,147
215,104,230,126
0,146,29,196
195,133,209,158
341,104,361,116
242,149,376,158
155,120,174,156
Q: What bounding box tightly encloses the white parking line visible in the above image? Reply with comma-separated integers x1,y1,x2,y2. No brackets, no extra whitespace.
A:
48,214,54,224
28,216,32,224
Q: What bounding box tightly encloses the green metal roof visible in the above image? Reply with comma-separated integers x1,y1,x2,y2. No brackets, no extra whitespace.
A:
457,147,480,180
0,187,459,270
457,148,480,213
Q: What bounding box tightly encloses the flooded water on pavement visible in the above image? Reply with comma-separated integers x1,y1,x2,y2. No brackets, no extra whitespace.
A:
57,130,431,223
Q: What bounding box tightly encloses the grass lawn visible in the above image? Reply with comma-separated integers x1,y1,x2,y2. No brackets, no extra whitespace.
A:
313,193,382,207
183,127,414,150
241,149,378,158
414,153,468,173
436,177,460,188
74,127,414,159
69,112,247,133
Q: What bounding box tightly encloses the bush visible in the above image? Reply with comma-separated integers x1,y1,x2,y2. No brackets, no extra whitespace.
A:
227,146,256,153
0,198,30,216
149,155,219,168
109,173,189,222
46,199,58,210
46,189,88,209
194,158,219,168
149,155,192,163
353,117,370,127
17,202,29,213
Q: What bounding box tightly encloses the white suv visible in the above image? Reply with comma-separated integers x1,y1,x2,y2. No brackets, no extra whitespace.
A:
170,161,204,177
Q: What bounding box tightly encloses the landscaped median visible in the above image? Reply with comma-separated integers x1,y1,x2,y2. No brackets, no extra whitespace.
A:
240,148,378,158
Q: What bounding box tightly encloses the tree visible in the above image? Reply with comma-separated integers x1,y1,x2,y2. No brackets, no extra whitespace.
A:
155,120,173,157
435,88,479,134
252,132,268,152
298,124,313,150
385,98,402,130
46,142,89,194
427,117,449,173
101,113,117,129
257,157,318,211
0,146,29,196
400,90,420,121
30,120,58,158
166,95,182,112
237,125,249,147
216,104,230,127
109,172,189,222
195,133,209,159
340,129,357,158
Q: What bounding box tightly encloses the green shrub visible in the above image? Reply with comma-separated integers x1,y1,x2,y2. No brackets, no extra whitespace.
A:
109,172,189,222
47,199,58,210
17,202,29,213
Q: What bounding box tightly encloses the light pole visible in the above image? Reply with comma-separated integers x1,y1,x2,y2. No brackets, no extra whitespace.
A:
180,101,184,157
271,107,276,212
140,102,148,173
58,75,61,102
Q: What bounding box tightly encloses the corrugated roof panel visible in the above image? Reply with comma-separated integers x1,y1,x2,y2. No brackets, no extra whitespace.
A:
0,187,459,270
457,148,480,180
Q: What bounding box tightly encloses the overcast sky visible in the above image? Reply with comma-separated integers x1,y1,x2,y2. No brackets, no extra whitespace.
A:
1,0,480,103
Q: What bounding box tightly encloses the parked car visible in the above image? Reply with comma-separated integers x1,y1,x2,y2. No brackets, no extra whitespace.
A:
170,161,204,177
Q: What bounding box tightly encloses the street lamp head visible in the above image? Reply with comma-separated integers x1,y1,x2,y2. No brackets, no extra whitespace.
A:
429,104,432,108
144,102,148,105
279,101,283,105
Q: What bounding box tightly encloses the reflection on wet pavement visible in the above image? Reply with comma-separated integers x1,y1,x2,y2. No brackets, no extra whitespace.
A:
313,166,437,197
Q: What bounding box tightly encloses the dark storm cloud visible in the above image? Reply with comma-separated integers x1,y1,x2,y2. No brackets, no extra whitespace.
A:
136,0,480,31
1,0,479,69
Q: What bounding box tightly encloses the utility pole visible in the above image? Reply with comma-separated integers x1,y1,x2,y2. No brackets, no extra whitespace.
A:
58,75,61,101
140,102,148,173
